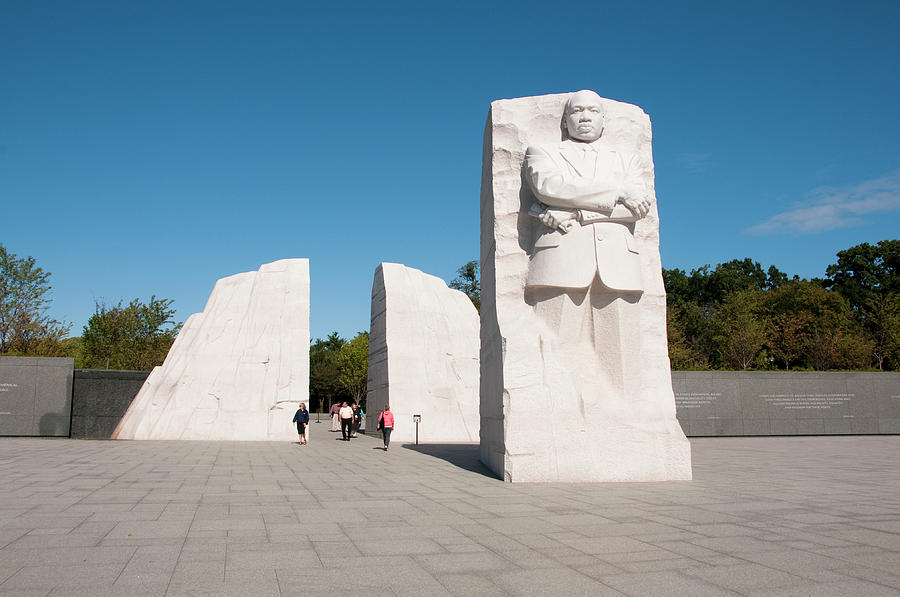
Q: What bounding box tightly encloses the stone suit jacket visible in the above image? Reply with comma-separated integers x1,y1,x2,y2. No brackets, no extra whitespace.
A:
523,139,646,293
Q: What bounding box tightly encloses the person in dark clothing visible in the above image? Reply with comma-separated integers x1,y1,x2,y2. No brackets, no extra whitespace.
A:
292,402,310,445
351,403,364,438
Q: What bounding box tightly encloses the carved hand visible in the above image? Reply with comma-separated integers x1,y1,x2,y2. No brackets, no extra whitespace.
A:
538,209,576,233
619,196,650,219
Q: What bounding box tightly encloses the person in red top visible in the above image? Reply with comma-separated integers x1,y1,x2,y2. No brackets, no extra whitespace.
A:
377,405,395,451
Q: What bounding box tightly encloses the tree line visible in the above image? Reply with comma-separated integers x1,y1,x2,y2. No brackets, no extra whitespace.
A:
666,240,898,370
3,240,896,376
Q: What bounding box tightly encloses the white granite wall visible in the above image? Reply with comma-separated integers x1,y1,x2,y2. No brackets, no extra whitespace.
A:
366,263,479,443
113,259,309,441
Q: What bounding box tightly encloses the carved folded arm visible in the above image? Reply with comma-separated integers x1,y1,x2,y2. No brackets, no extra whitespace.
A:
524,146,620,211
621,153,650,202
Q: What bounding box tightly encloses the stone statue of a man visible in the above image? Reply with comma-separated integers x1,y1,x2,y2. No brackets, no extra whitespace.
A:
523,89,652,395
524,89,651,292
480,89,692,481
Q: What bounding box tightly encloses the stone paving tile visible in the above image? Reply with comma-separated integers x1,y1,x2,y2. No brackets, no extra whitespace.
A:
0,545,136,567
601,570,742,596
2,562,125,590
743,578,900,596
433,572,512,596
555,534,658,554
613,557,700,573
496,548,561,568
737,547,863,576
682,562,807,591
354,537,447,556
226,547,321,570
834,564,900,590
492,568,625,596
414,551,510,574
280,559,454,597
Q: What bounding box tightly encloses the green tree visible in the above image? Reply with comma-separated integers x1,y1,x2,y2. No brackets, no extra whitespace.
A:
763,281,871,370
81,296,181,370
825,240,900,370
863,292,900,370
713,289,767,370
767,311,811,370
666,303,708,370
309,332,348,412
449,260,480,313
825,240,900,311
338,331,369,407
0,244,70,355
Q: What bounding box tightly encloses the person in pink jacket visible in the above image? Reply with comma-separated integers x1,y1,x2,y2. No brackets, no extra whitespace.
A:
377,405,395,451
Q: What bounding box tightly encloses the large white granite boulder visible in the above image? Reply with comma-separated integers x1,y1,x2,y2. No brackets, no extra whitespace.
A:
480,92,692,481
113,259,309,441
366,263,480,443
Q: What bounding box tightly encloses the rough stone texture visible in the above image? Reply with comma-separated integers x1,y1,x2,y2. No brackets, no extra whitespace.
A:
0,356,73,437
480,92,691,481
673,371,900,436
367,263,480,443
70,369,151,439
113,259,310,440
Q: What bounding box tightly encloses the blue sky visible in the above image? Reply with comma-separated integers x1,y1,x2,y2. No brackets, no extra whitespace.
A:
2,0,898,342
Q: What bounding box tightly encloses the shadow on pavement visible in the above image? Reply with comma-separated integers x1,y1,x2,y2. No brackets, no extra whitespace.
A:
401,443,499,479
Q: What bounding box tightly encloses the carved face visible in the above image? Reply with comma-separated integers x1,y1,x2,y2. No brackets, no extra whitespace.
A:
564,91,604,142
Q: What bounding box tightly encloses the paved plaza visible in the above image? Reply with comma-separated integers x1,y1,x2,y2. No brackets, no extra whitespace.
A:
0,427,898,596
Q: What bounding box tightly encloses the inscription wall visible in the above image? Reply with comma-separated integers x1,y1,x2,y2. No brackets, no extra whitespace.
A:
0,357,74,436
672,371,900,436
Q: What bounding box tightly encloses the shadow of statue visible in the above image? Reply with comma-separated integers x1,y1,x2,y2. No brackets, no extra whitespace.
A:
401,443,500,479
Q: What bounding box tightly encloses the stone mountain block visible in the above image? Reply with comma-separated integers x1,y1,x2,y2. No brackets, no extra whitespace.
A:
113,259,310,440
367,263,479,443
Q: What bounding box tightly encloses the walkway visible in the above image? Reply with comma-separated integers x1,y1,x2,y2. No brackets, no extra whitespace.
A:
0,426,898,596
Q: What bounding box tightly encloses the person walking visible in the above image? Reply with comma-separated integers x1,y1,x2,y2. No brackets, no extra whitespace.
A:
329,401,341,432
351,403,364,438
339,401,354,441
377,405,394,451
292,402,309,445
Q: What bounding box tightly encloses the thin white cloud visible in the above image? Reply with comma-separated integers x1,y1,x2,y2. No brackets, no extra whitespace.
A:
746,171,900,235
675,152,712,173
